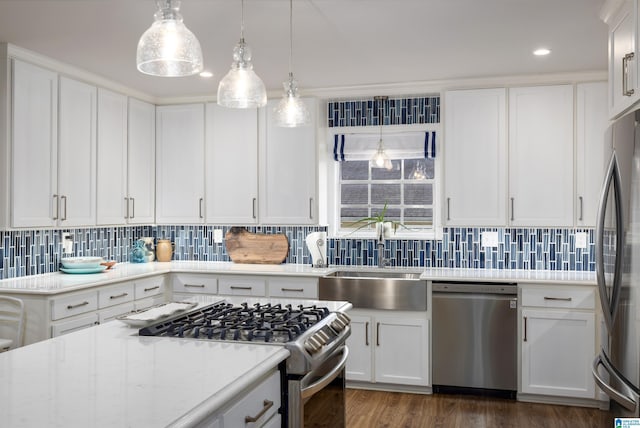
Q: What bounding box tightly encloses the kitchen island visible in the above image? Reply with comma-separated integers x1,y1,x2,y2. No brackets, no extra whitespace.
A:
0,315,290,427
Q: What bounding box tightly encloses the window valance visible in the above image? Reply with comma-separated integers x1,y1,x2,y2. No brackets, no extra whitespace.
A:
333,131,436,161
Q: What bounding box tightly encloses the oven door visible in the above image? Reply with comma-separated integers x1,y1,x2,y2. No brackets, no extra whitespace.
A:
288,346,349,428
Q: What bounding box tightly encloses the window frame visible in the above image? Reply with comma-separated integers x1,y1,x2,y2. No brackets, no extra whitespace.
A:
326,124,443,240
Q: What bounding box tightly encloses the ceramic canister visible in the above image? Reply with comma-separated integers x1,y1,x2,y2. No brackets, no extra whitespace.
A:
155,239,173,262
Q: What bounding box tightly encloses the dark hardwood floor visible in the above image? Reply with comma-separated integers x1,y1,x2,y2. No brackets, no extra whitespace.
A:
346,389,614,428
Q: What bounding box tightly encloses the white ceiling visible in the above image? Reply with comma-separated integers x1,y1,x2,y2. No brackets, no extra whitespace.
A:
0,0,608,100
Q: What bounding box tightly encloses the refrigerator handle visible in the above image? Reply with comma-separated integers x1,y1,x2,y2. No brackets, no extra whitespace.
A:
596,152,624,334
592,352,638,412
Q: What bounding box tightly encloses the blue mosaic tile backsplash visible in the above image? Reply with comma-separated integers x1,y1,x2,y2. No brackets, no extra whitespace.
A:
0,225,595,280
327,95,440,127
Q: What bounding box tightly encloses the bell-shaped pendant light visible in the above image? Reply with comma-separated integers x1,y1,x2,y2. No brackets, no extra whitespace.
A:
136,0,203,77
274,0,310,127
371,96,392,170
217,0,267,108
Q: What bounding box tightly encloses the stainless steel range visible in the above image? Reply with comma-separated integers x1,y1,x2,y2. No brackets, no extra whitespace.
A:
139,300,351,427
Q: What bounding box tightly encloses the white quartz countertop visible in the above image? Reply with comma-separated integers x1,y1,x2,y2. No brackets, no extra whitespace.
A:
0,318,290,428
0,261,596,295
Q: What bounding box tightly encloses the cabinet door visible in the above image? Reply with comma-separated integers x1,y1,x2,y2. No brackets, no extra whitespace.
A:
608,0,637,117
345,313,373,382
11,59,58,227
509,85,574,226
128,98,156,224
444,88,507,226
206,103,258,223
58,76,97,226
374,315,429,386
260,98,317,224
156,104,205,224
51,313,99,337
521,309,596,398
96,88,127,225
576,82,610,227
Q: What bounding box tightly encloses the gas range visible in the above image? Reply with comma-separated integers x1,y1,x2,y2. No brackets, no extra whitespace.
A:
138,299,351,376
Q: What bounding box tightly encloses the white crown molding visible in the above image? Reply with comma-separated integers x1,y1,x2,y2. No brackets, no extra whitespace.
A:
600,0,625,23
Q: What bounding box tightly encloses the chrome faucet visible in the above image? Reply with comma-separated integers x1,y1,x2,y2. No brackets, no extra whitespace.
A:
377,227,391,268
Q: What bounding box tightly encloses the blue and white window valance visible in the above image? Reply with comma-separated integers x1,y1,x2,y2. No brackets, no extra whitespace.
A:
333,131,436,161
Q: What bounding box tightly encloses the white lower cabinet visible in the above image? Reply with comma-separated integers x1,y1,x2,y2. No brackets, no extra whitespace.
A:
346,309,429,387
519,284,597,400
51,312,99,337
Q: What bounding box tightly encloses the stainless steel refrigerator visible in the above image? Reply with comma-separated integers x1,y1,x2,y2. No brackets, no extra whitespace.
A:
592,109,640,416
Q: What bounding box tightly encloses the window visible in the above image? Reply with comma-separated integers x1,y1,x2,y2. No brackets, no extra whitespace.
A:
339,157,435,232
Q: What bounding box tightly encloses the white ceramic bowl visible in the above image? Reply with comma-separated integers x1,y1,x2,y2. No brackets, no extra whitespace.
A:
60,257,104,269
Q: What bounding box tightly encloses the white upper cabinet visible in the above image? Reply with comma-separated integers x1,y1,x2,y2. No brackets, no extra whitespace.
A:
156,103,205,224
127,98,156,224
205,103,258,224
576,82,611,227
57,76,97,227
96,88,127,225
605,0,638,118
508,85,574,227
260,98,318,225
11,59,58,228
443,88,507,226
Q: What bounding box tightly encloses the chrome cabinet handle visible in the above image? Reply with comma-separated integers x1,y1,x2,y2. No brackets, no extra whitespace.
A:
199,198,203,219
53,194,59,220
61,195,67,221
376,322,380,346
447,197,451,221
523,316,527,342
252,197,257,219
365,321,369,346
544,296,572,302
309,197,314,220
130,197,135,219
109,292,128,300
124,197,129,219
578,196,583,221
281,288,304,292
144,286,160,292
510,197,515,221
184,283,205,288
623,52,635,97
244,400,274,424
230,286,252,290
67,301,89,310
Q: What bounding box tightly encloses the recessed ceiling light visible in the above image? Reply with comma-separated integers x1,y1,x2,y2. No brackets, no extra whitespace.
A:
199,71,213,78
533,48,551,56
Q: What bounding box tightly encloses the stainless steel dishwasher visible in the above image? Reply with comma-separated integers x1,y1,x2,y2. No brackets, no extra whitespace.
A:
432,281,517,397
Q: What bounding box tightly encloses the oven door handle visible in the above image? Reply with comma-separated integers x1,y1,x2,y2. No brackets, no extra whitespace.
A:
300,347,349,400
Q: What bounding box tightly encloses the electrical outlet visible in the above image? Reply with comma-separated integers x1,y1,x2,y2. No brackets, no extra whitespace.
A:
214,229,223,244
62,233,73,254
575,232,588,249
481,231,499,248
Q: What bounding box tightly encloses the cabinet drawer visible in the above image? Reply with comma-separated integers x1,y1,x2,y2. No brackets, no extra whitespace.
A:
51,291,98,320
219,276,266,296
135,296,166,310
521,286,595,309
98,283,135,308
99,302,135,323
51,312,99,337
173,273,218,294
222,370,280,427
268,277,318,298
135,276,165,299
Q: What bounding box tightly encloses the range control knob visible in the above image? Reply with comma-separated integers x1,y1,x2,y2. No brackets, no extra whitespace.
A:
330,312,351,333
304,336,323,354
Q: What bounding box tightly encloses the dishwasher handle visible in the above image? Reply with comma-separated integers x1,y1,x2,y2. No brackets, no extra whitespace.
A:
432,281,517,295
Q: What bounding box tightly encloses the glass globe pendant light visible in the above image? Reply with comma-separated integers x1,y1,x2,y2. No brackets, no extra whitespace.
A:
274,0,310,127
371,96,392,170
136,0,203,77
217,0,267,108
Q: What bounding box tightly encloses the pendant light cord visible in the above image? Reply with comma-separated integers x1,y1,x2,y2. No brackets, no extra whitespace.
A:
289,0,293,76
240,0,245,41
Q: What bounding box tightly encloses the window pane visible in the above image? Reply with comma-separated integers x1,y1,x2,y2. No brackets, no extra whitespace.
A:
371,184,401,205
405,159,434,180
342,161,369,180
341,207,370,226
405,183,432,205
405,207,433,225
371,161,401,180
341,184,368,204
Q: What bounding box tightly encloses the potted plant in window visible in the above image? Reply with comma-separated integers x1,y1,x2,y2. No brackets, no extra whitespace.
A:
349,203,407,240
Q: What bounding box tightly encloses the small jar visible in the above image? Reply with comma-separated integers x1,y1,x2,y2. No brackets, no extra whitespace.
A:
156,239,173,262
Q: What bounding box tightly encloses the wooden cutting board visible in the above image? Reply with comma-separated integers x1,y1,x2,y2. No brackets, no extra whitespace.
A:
225,227,289,264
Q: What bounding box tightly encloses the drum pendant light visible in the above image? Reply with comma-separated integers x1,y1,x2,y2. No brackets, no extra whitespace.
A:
136,0,203,77
274,0,310,127
217,0,267,108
